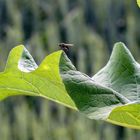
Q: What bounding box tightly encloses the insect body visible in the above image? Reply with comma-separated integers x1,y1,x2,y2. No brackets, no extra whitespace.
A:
59,43,74,52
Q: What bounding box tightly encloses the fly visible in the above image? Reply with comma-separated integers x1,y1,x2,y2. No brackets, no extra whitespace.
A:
59,43,74,52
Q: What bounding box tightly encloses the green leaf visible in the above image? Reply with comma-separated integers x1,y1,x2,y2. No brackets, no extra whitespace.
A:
92,42,140,129
0,45,76,109
107,104,140,129
0,42,140,129
137,0,140,7
59,49,127,120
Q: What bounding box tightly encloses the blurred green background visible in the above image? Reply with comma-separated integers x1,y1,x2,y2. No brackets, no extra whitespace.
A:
0,0,140,140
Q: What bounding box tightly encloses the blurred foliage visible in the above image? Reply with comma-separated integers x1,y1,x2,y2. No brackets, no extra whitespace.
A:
0,0,140,139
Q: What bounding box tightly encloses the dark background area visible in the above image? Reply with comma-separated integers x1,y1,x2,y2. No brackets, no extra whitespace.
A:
0,0,140,139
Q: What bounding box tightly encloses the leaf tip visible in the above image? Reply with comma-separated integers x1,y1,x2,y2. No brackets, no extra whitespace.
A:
108,42,136,68
112,42,132,59
5,45,26,72
14,44,25,50
114,42,126,50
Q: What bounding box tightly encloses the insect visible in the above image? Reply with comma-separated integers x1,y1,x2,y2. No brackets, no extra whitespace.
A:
59,43,74,52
